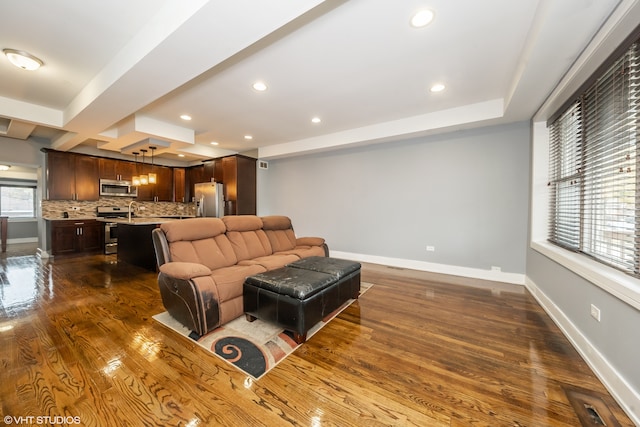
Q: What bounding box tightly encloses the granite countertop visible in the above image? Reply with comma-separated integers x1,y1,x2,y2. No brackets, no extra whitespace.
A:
102,216,195,225
44,215,195,224
44,217,98,221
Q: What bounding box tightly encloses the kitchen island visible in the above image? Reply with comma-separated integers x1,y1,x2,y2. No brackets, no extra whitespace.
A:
114,217,192,271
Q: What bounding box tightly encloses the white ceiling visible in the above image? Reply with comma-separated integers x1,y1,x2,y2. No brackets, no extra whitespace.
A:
0,0,628,165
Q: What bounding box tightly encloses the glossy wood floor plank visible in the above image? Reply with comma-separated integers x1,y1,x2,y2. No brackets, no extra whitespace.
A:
0,248,634,426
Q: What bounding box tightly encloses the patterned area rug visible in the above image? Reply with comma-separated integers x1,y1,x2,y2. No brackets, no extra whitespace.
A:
153,282,372,380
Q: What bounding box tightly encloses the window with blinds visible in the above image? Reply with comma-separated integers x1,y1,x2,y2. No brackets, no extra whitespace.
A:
548,41,640,277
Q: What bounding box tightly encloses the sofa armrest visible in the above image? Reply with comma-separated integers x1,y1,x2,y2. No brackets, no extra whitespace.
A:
159,262,211,280
152,228,170,267
296,236,325,246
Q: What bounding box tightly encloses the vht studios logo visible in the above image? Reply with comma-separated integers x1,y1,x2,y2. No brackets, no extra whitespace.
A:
4,415,81,425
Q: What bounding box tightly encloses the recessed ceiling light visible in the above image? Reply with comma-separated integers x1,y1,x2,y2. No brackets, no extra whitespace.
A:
311,117,321,124
210,141,219,145
0,165,11,171
410,9,434,28
430,83,445,93
244,135,253,140
178,154,185,157
252,81,267,91
180,114,192,121
3,49,43,71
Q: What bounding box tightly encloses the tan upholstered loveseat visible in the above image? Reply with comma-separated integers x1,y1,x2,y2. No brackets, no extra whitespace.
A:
152,215,328,337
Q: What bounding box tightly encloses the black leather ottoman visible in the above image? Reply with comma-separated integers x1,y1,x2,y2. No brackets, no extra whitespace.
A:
243,257,361,344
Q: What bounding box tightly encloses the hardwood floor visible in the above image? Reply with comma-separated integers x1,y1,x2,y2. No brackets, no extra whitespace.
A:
0,249,633,426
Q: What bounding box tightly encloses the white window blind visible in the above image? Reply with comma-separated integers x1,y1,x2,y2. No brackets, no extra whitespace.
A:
549,42,640,277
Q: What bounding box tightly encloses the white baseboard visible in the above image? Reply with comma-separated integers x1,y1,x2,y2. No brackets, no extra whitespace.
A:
7,237,37,244
525,276,640,425
329,250,526,285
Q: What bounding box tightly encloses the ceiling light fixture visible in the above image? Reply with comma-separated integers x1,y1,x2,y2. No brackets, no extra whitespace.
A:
132,152,141,186
252,81,267,91
0,164,11,171
3,49,43,71
139,149,149,185
148,146,157,184
244,135,253,140
430,83,445,93
410,9,434,28
311,117,321,124
178,154,185,157
180,114,192,121
210,141,219,145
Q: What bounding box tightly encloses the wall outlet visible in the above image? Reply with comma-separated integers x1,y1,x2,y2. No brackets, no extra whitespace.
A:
491,266,501,272
426,246,435,252
590,304,601,322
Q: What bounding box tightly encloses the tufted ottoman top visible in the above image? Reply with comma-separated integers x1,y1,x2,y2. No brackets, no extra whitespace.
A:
288,256,361,279
244,267,336,300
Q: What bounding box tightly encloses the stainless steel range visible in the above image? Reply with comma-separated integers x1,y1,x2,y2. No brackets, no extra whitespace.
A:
97,206,132,254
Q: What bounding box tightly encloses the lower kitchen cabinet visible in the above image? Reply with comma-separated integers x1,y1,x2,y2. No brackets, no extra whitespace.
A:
50,219,103,255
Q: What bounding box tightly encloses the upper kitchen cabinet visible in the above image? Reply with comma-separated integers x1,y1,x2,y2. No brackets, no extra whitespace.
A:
173,168,186,203
136,165,173,202
45,150,99,201
185,165,205,203
99,158,137,181
203,159,223,183
222,155,256,215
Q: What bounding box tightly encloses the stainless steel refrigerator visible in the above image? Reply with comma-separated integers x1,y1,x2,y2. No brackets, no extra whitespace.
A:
194,182,224,217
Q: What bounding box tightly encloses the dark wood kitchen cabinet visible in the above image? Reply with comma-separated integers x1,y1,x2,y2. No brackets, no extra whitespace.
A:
173,168,186,203
136,165,174,202
50,219,103,255
185,165,205,203
99,158,137,181
222,155,256,215
46,151,99,201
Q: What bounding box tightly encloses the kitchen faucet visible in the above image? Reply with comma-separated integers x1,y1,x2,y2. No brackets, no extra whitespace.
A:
128,200,138,222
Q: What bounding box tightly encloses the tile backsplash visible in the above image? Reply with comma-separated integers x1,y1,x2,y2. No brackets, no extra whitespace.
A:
41,198,195,219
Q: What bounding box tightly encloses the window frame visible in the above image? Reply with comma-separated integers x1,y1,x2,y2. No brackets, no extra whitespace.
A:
530,20,640,311
0,184,37,219
548,43,640,278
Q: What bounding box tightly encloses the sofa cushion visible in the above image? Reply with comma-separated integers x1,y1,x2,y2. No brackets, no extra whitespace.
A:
222,215,263,232
261,215,292,230
238,253,300,270
161,218,237,270
274,246,326,259
162,218,226,242
262,216,297,252
223,215,273,261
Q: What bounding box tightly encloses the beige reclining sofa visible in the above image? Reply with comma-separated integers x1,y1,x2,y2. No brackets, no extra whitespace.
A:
152,215,328,337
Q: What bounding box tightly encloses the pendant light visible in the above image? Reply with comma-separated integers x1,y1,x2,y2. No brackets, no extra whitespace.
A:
148,146,157,184
139,149,149,185
132,152,141,186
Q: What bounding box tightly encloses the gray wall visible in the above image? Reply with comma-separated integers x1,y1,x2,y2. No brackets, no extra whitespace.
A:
5,220,38,241
527,243,640,396
0,136,46,167
258,121,530,275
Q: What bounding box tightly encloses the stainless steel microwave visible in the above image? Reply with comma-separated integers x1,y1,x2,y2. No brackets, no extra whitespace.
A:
99,179,138,197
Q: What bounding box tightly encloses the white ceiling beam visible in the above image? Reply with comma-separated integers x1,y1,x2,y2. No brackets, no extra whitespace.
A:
0,95,63,128
6,120,37,140
259,99,505,160
57,0,327,150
